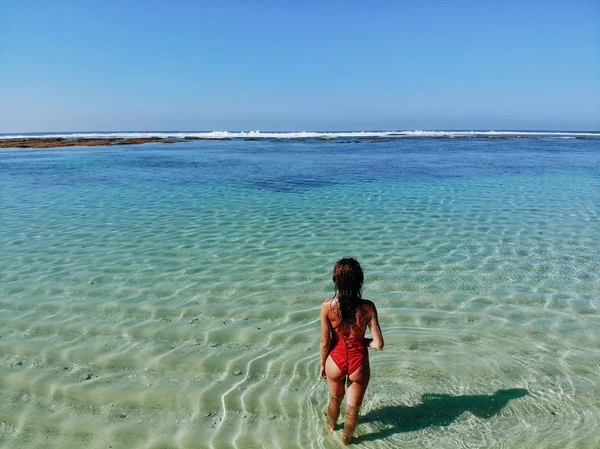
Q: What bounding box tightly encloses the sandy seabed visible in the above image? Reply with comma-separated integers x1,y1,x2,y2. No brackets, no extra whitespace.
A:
1,138,599,448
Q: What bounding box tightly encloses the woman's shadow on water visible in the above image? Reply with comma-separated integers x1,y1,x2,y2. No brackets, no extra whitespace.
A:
359,388,529,443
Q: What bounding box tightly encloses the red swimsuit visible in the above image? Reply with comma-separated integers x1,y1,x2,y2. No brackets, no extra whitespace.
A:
329,330,368,376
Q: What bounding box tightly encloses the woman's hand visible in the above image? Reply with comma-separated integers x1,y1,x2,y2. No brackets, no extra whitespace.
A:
320,364,327,379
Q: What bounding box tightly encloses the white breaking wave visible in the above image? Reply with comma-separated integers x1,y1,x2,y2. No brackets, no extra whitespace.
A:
0,130,396,139
1,130,599,139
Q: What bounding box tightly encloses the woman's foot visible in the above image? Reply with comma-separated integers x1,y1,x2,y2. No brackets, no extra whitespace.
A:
325,416,336,434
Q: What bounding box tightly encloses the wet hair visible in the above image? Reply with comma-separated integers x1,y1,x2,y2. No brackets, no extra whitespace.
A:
332,258,364,324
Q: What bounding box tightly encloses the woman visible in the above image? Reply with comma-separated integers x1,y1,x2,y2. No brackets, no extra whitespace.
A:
320,258,384,445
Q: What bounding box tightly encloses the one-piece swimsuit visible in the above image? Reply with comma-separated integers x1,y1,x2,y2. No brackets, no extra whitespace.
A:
329,323,368,376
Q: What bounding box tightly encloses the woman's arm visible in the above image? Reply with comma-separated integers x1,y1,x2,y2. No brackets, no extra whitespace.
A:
367,304,384,350
319,302,332,378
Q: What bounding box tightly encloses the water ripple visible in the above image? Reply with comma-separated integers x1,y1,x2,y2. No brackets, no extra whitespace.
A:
1,140,599,447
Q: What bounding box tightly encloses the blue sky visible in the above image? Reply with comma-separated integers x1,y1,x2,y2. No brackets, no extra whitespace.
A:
1,0,598,132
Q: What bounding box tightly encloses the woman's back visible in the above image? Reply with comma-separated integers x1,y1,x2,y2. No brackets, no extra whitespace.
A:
326,298,375,340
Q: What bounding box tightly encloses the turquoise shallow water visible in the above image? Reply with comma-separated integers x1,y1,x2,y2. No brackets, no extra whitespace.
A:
1,138,599,448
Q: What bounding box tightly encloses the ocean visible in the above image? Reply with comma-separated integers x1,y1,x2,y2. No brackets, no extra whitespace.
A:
1,131,599,448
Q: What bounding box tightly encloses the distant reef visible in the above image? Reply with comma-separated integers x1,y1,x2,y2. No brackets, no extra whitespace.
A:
0,137,181,149
2,132,596,149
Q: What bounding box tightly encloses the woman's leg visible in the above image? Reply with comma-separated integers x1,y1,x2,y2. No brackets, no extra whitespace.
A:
325,355,345,432
342,359,370,445
326,395,343,432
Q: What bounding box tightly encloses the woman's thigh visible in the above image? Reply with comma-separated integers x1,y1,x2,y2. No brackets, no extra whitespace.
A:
346,359,370,406
325,355,346,398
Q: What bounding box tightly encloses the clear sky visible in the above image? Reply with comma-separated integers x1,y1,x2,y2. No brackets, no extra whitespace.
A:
1,0,599,132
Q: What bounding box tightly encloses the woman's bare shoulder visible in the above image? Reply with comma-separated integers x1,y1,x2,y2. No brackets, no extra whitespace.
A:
361,299,376,307
360,299,377,314
321,297,336,310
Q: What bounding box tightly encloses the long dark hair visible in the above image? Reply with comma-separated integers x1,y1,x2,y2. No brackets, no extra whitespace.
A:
333,258,364,324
